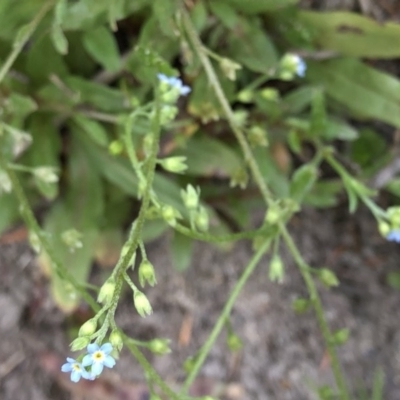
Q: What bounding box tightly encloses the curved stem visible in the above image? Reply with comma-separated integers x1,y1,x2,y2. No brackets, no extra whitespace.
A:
181,238,271,393
0,1,54,85
180,6,351,399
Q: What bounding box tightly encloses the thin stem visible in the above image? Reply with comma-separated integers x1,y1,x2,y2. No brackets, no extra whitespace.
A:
124,336,182,400
181,7,351,399
280,228,350,399
0,1,54,85
181,238,271,393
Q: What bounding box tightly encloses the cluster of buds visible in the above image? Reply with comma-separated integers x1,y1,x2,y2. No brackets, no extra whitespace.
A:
379,206,400,242
181,184,209,232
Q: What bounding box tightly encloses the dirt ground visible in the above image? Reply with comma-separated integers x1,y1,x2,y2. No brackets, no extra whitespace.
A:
1,205,400,400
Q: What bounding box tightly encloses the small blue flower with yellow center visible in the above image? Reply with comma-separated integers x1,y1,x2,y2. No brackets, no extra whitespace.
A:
61,358,90,382
82,343,116,376
157,73,191,96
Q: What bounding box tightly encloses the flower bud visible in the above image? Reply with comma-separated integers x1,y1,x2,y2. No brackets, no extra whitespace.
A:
159,105,178,125
139,259,157,287
109,329,124,351
134,291,153,317
248,126,268,147
265,203,281,225
148,338,171,355
269,254,284,283
109,140,124,155
161,205,182,227
318,268,339,288
194,206,209,232
388,206,400,227
70,336,91,351
181,184,200,211
331,328,349,346
378,220,390,236
159,156,187,174
33,166,59,184
260,88,279,101
279,53,306,80
227,333,243,352
292,298,311,314
237,89,254,103
219,57,241,81
97,278,116,304
78,319,97,337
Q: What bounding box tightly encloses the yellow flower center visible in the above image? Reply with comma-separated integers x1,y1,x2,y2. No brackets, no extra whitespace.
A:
72,364,81,372
93,351,105,362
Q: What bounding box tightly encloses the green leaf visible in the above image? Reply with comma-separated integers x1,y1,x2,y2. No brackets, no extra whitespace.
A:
65,76,127,112
152,0,177,36
283,85,315,114
171,231,193,271
309,89,327,139
304,180,341,208
323,118,358,141
219,0,298,15
51,24,68,55
209,1,240,29
39,202,98,313
83,26,120,72
26,35,69,86
290,164,318,203
299,11,400,58
307,58,400,129
174,135,243,178
227,17,278,73
22,114,61,200
73,115,109,147
0,193,20,235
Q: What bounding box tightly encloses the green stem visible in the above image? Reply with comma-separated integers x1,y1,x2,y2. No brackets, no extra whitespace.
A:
280,228,350,400
181,7,351,399
0,1,54,85
181,238,271,393
124,336,182,400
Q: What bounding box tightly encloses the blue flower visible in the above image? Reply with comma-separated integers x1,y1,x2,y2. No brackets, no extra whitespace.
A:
82,343,116,376
294,55,307,77
387,229,400,243
61,358,91,382
157,73,191,96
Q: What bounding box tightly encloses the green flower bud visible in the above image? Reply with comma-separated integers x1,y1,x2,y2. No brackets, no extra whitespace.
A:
78,319,97,337
181,184,200,211
388,206,400,227
159,105,178,125
265,203,281,225
194,206,209,232
292,298,311,314
97,278,116,304
318,268,339,288
33,166,59,183
109,140,124,155
269,254,284,283
109,329,124,351
148,338,171,355
139,259,157,287
70,336,91,351
61,229,83,252
260,88,279,101
159,156,187,174
331,328,349,346
232,110,248,128
161,205,182,227
134,291,153,317
219,57,242,81
248,126,268,147
230,167,248,189
378,220,390,236
237,89,254,103
227,333,243,352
